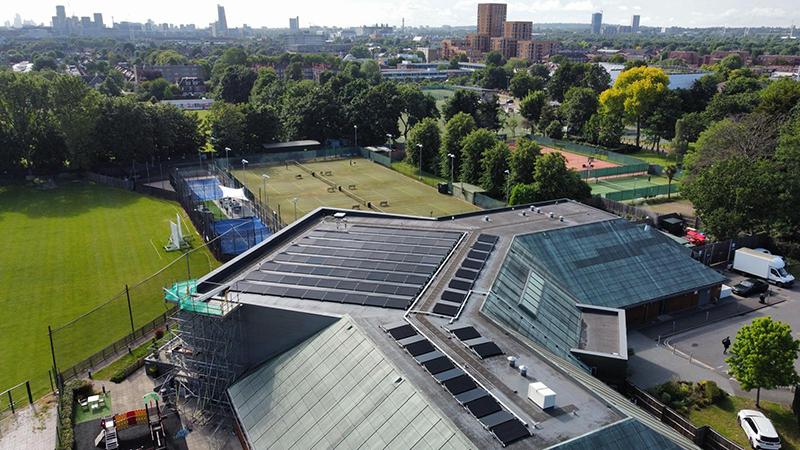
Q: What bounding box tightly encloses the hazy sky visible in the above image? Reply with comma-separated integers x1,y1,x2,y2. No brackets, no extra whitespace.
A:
4,0,799,29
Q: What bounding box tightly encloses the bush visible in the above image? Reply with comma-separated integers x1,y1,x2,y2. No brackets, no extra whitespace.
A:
651,380,727,415
155,328,165,340
57,379,93,450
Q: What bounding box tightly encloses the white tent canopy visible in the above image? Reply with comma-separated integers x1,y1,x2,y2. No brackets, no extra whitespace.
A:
219,185,248,201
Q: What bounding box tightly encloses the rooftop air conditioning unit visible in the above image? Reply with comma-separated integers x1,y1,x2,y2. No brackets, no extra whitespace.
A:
528,382,556,409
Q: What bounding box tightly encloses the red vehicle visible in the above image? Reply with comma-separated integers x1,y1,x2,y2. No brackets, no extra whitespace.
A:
685,227,706,245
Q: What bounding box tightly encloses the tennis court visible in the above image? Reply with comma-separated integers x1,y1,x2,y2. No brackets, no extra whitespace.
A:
186,176,223,201
588,174,669,196
232,157,479,223
540,146,619,172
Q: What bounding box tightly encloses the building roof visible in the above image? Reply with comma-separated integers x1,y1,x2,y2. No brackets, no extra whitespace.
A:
548,418,682,450
228,315,475,450
514,218,725,309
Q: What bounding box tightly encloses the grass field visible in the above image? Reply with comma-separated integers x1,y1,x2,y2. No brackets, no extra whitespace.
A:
232,157,479,222
0,182,218,398
588,174,671,196
689,396,800,449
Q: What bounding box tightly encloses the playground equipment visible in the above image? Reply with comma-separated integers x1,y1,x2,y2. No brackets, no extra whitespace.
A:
164,214,190,252
99,392,167,450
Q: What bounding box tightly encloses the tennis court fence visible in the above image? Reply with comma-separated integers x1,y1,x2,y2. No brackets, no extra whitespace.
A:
604,183,680,201
530,136,650,179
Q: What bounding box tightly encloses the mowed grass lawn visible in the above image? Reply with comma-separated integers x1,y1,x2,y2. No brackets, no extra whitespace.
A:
689,395,800,449
233,157,479,222
0,182,218,396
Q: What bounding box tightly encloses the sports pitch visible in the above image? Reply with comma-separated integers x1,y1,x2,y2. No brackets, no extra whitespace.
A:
0,183,218,396
232,157,480,222
540,146,619,172
588,174,669,196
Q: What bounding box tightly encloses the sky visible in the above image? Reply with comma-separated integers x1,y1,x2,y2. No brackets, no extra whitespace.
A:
3,0,799,30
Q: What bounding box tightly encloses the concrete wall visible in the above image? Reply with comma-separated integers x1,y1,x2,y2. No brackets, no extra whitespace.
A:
238,304,339,371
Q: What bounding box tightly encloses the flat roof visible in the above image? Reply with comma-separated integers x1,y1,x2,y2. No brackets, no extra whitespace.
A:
261,140,321,150
192,201,698,449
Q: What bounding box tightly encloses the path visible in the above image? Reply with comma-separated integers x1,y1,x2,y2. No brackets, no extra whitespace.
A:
0,395,57,450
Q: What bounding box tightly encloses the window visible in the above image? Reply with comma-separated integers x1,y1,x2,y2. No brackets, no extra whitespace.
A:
519,269,545,316
745,418,758,433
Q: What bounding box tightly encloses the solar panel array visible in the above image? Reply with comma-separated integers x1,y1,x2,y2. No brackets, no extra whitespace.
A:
232,225,461,310
432,234,499,317
381,321,531,447
446,325,505,359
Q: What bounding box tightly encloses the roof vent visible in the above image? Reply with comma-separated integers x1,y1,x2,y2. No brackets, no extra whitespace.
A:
507,356,517,367
559,215,564,222
548,212,555,219
519,365,528,377
535,207,541,213
484,215,491,222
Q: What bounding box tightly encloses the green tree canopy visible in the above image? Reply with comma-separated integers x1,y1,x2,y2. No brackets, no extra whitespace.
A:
599,66,669,148
759,78,800,116
519,90,546,132
398,84,439,142
727,317,800,407
560,87,599,136
480,141,511,199
405,117,441,175
439,112,477,178
508,138,540,186
459,129,496,185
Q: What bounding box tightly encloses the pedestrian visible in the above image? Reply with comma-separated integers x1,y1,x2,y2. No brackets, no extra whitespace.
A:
722,336,731,354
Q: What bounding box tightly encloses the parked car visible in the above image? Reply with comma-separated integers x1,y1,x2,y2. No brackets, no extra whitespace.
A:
732,278,769,297
738,409,781,449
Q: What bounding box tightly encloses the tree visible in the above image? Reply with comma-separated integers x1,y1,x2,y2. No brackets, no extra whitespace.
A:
560,87,598,136
242,104,281,152
508,138,539,186
405,118,441,175
50,75,101,170
599,66,669,149
346,81,401,145
508,152,590,204
642,90,682,151
727,317,800,407
460,129,496,184
585,111,624,147
548,62,611,102
476,96,501,130
509,71,544,99
215,65,257,104
208,101,246,154
478,66,510,90
398,84,439,143
349,45,371,59
439,112,477,178
544,120,564,139
759,78,800,116
443,90,480,121
485,51,505,67
665,165,677,199
508,183,538,205
519,90,546,132
480,141,510,198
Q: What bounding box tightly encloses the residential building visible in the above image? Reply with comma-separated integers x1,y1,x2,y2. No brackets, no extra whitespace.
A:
668,50,701,65
93,13,103,29
702,50,750,65
289,16,299,32
631,15,640,33
477,3,507,37
591,12,602,34
758,54,800,65
502,20,531,41
177,77,206,97
490,37,517,59
466,33,491,54
217,4,227,32
517,40,558,62
134,64,205,84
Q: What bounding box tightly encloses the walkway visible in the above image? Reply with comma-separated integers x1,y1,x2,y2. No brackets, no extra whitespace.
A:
0,395,57,450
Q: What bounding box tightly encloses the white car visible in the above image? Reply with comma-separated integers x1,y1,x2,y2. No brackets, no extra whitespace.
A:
738,409,781,449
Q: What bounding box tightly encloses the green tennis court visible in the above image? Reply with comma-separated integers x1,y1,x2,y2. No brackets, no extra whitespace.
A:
589,175,670,196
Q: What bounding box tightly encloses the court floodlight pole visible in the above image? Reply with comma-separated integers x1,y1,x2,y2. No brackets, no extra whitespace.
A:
448,153,455,193
416,144,423,180
504,169,510,202
125,284,135,335
48,325,60,391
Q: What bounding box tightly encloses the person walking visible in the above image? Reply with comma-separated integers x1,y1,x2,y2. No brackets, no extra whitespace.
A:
722,336,731,354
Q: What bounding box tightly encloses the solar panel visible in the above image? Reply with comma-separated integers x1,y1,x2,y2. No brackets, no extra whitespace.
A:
405,340,435,356
473,342,504,359
462,259,484,271
477,234,499,245
441,290,467,304
386,324,416,340
479,410,514,429
422,356,455,375
302,289,326,301
468,250,489,261
364,296,388,307
455,268,479,280
413,351,443,364
491,419,530,446
443,375,477,395
433,367,464,382
449,279,472,291
343,293,367,305
465,396,502,418
432,303,460,317
451,326,480,341
472,242,494,253
455,388,488,405
384,298,410,310
323,291,346,302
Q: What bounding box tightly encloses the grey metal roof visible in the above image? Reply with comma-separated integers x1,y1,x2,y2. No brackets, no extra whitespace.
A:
514,218,725,309
228,316,476,450
548,418,683,450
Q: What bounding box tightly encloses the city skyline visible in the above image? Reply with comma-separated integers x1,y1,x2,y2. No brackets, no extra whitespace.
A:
1,0,799,30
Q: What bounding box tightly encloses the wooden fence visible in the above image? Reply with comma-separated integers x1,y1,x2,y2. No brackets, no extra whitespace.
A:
625,382,743,450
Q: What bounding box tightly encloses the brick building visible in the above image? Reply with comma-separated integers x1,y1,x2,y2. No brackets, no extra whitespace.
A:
517,40,558,62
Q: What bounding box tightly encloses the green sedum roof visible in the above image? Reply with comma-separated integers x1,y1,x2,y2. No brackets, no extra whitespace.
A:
548,418,682,450
228,316,475,450
514,218,725,309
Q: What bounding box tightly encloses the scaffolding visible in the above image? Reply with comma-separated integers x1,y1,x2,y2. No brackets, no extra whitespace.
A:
163,282,243,427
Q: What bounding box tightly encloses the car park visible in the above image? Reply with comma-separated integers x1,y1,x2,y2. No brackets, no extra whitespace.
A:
732,278,769,297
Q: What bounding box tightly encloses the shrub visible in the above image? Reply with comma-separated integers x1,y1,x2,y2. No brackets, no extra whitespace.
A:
57,379,93,450
154,328,165,340
651,379,727,415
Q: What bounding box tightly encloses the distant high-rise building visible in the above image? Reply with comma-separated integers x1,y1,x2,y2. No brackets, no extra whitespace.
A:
503,21,532,41
289,16,299,31
52,5,67,33
631,15,640,33
477,3,506,38
94,13,104,28
591,12,602,34
56,5,66,21
216,4,228,34
13,13,22,28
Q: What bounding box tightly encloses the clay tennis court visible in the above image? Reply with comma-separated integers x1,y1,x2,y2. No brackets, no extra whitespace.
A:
540,146,619,171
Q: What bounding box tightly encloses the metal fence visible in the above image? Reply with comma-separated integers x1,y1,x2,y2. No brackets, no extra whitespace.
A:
605,183,680,201
691,235,769,267
474,192,507,210
583,197,659,224
49,243,216,390
529,135,651,179
86,171,134,190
